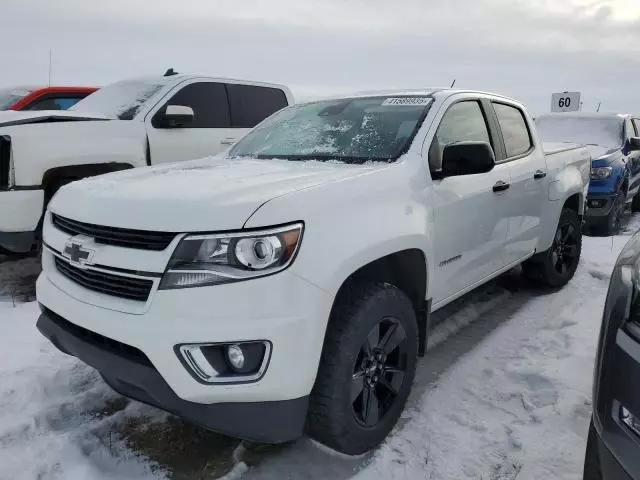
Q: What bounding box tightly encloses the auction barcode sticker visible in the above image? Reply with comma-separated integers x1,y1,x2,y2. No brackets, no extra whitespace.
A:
382,97,431,106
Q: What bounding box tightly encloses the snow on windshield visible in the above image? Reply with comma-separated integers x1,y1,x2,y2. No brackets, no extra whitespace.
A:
71,79,168,120
0,87,32,110
229,96,431,163
535,116,624,149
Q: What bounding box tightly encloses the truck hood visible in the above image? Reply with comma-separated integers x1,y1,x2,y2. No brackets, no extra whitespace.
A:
0,110,109,127
49,156,384,232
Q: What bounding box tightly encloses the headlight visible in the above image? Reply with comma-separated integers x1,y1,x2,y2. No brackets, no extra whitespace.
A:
159,223,303,289
591,166,613,180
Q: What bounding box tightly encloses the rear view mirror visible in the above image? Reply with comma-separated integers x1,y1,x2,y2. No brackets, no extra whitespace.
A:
159,105,194,128
440,141,495,177
628,137,640,152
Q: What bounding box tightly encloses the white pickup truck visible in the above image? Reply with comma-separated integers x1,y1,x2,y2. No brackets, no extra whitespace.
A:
0,71,293,253
36,89,590,455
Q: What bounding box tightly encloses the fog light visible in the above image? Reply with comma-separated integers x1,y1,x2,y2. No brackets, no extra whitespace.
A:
176,341,271,384
621,406,640,437
226,344,245,371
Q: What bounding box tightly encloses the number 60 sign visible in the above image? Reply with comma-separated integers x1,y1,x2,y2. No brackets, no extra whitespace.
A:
551,92,581,112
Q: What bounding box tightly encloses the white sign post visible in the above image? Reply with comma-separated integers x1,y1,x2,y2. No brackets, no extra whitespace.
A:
551,92,581,112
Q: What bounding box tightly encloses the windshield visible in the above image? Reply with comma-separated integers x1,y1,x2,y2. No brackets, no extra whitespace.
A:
229,96,432,163
535,115,624,149
0,87,32,110
70,79,167,120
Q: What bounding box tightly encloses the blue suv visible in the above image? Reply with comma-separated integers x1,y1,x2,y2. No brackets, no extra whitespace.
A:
536,113,640,234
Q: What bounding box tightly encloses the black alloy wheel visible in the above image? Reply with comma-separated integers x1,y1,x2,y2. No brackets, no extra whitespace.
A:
351,317,408,427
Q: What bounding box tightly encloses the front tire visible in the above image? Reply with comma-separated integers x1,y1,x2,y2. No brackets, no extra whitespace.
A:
523,208,582,288
306,282,418,455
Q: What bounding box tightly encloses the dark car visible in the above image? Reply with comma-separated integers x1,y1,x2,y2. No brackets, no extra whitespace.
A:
536,114,640,235
585,231,640,479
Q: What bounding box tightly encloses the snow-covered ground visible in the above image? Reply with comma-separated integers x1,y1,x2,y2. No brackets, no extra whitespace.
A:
1,214,638,480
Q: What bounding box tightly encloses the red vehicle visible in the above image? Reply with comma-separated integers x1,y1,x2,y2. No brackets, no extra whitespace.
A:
0,86,98,111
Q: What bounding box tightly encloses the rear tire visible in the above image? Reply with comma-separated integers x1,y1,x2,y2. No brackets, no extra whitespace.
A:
523,208,582,288
306,282,418,455
583,419,603,480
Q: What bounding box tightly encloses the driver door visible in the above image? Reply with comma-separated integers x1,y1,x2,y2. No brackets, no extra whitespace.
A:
145,80,239,165
428,98,512,306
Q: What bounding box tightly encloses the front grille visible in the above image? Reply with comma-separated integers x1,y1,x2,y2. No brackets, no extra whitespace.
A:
52,213,177,251
55,257,153,302
44,308,152,367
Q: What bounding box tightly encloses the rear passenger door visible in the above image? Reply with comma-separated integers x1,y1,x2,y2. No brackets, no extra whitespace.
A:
146,80,234,164
491,101,546,265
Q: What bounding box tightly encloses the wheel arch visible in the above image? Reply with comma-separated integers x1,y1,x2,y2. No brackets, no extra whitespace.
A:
329,249,430,356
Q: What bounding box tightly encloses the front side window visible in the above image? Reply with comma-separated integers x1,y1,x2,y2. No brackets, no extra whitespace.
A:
535,115,624,149
493,103,533,158
229,96,432,163
633,119,640,137
25,96,83,111
160,82,230,128
429,101,490,171
628,120,638,138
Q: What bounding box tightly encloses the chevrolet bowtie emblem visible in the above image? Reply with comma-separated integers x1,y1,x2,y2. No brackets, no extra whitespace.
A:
63,239,94,266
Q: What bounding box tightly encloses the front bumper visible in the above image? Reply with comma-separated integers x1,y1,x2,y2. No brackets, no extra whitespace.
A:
37,308,308,443
584,193,618,223
0,189,44,252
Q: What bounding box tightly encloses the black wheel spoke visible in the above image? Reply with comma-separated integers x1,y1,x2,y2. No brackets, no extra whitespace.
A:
379,322,406,355
380,368,404,395
362,386,380,426
363,324,380,355
351,371,365,403
561,225,574,242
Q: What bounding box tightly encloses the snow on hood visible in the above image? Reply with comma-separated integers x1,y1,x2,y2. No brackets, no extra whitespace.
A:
0,110,109,127
49,156,383,232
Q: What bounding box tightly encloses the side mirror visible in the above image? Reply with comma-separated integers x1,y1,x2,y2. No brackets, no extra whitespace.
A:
628,137,640,152
440,141,495,177
159,105,194,128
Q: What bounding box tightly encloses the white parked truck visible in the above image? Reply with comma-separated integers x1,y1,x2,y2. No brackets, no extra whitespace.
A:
0,71,293,253
36,89,590,454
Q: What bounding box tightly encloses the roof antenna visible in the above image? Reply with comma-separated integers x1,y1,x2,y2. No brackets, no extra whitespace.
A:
596,102,602,113
48,49,52,86
164,68,178,77
450,79,456,88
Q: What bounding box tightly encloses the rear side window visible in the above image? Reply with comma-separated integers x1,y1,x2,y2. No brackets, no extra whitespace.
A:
162,82,230,128
227,84,288,128
25,96,84,111
493,103,532,158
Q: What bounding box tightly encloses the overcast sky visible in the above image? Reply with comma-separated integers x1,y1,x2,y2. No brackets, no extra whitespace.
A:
2,0,639,114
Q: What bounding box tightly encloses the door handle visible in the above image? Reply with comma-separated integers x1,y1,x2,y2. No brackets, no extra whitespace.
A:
220,138,236,146
533,170,547,179
493,181,510,193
